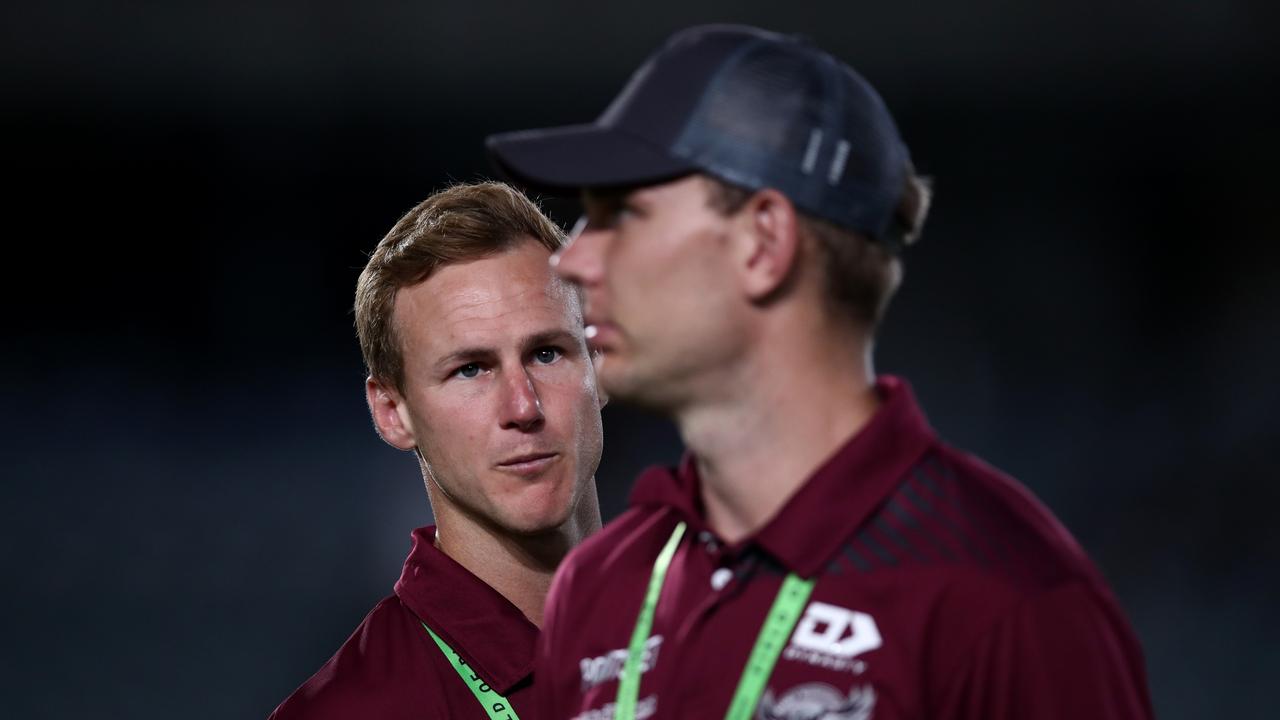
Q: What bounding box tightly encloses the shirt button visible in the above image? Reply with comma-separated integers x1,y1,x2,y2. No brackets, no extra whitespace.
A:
710,567,733,591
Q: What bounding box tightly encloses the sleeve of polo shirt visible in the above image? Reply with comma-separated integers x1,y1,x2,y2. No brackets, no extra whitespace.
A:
933,580,1154,720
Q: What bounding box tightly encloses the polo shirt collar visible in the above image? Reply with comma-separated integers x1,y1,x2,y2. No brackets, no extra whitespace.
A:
393,526,538,695
630,375,937,578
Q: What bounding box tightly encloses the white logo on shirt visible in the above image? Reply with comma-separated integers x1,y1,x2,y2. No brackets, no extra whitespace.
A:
579,635,662,690
758,682,876,720
784,602,882,673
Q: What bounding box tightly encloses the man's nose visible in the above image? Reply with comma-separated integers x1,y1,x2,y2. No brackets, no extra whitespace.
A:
499,368,545,431
551,220,605,287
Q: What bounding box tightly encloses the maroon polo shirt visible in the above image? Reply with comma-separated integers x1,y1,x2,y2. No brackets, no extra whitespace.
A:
270,526,538,719
534,377,1153,719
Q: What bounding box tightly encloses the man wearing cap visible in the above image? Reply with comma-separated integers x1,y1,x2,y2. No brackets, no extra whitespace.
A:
487,25,1153,720
269,182,605,719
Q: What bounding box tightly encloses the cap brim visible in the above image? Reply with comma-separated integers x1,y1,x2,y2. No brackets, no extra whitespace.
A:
486,123,696,194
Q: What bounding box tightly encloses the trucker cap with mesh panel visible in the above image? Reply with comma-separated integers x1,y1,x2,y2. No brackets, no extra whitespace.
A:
486,24,912,243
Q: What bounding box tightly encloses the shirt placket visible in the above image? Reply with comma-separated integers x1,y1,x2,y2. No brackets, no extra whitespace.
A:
663,529,765,715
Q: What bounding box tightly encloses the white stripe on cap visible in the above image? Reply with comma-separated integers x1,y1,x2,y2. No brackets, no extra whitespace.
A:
828,139,851,185
801,128,824,175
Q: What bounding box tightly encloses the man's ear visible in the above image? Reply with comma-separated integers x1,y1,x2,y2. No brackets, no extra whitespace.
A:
732,188,802,302
366,376,417,451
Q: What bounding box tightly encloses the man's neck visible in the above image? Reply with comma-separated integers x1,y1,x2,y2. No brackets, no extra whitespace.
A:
429,485,601,628
676,328,879,545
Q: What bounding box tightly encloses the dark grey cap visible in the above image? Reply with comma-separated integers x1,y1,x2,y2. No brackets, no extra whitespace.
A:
486,24,912,242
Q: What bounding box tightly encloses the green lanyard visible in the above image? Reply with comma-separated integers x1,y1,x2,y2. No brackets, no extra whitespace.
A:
614,521,816,720
421,621,521,720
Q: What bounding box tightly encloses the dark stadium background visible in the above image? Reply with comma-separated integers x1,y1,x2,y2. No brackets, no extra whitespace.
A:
3,2,1275,717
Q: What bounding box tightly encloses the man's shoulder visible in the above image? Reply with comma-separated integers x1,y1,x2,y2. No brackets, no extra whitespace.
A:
863,445,1146,700
268,596,442,720
806,441,1113,638
911,444,1103,590
550,505,671,603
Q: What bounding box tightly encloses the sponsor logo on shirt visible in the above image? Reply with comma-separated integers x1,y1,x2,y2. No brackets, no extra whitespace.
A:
758,682,876,720
570,694,658,720
579,635,663,690
783,602,882,674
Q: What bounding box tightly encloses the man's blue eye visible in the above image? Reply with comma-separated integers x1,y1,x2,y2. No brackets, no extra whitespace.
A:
533,348,561,364
456,363,481,379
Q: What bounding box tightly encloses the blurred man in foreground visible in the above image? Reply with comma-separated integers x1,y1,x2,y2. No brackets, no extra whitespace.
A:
270,182,604,719
488,24,1152,719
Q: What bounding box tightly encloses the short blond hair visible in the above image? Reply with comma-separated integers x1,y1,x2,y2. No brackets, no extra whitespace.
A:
354,182,566,391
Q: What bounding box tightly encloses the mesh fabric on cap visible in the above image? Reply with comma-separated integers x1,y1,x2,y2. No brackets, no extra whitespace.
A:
670,36,907,240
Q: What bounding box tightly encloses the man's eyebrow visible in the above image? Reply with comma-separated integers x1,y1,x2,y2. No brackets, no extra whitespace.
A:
522,327,580,351
434,346,497,370
583,185,644,207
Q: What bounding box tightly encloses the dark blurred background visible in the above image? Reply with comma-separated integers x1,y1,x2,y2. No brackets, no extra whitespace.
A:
3,1,1276,717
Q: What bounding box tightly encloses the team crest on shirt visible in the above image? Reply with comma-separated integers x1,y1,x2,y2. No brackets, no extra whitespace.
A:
783,602,882,674
757,682,876,720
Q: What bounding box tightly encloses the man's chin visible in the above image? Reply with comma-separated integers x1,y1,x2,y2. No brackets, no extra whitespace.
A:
493,494,576,537
599,364,673,413
598,358,642,403
497,510,573,538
